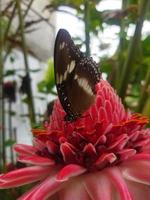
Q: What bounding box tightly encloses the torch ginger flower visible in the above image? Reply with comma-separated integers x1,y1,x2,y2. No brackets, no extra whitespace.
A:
0,79,150,200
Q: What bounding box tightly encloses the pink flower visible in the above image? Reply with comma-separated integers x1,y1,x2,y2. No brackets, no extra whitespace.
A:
0,79,150,200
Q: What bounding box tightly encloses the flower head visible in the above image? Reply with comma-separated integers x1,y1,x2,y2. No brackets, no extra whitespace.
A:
0,79,150,200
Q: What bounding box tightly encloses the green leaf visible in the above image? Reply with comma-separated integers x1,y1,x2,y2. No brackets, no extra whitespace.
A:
5,139,16,147
21,97,29,104
29,69,41,73
4,70,16,77
142,36,150,56
37,59,55,93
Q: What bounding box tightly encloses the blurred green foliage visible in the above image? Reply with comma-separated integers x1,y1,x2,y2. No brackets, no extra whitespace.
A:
37,59,55,93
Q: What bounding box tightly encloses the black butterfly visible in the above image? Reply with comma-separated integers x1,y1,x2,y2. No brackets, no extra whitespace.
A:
54,29,101,122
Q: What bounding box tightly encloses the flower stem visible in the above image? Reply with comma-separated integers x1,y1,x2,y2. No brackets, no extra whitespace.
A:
16,0,36,125
118,0,150,101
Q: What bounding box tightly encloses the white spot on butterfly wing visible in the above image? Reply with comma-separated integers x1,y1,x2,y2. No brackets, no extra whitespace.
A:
67,64,70,72
74,74,78,80
59,42,65,50
59,75,63,84
63,70,68,81
67,61,76,74
69,60,75,73
77,78,93,96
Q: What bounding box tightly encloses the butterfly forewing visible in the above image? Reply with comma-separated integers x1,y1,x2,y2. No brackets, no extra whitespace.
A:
54,29,101,121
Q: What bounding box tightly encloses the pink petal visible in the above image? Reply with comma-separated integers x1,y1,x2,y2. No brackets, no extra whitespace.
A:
117,149,136,161
57,164,87,182
84,172,112,200
28,175,63,200
18,155,55,166
46,140,58,154
125,153,150,162
106,167,132,200
83,143,97,156
0,166,51,188
14,144,37,155
98,107,107,123
108,134,128,150
90,105,98,120
125,179,150,200
18,183,41,200
59,178,90,200
105,100,113,122
95,153,117,169
33,138,45,150
122,160,150,185
60,142,76,162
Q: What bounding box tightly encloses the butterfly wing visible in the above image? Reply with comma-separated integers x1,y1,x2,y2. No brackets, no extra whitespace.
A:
66,57,100,115
54,29,100,121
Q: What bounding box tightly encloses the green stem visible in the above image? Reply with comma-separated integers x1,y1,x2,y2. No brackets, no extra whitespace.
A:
137,66,150,112
3,2,16,43
114,0,127,89
0,0,6,168
4,0,34,63
8,100,14,164
16,0,36,125
119,0,150,101
84,0,90,56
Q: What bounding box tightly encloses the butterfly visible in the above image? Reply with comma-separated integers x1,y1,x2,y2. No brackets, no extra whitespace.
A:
54,29,101,122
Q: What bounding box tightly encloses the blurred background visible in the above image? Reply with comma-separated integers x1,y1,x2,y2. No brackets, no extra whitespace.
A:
0,0,150,198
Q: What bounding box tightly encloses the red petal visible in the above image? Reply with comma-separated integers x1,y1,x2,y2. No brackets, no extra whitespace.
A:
27,175,62,200
95,153,117,169
33,138,45,150
83,143,97,156
60,142,77,162
18,174,62,200
59,178,90,200
46,140,59,154
117,149,136,161
14,144,37,155
0,166,51,188
18,155,55,166
84,172,112,200
106,167,132,200
57,164,86,182
125,179,150,200
122,160,150,185
108,134,128,151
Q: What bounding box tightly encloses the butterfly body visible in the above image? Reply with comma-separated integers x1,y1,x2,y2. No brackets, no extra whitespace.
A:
54,29,101,122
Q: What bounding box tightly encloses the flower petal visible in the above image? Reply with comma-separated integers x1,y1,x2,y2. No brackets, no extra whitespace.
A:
95,153,117,169
0,166,51,188
122,160,150,185
29,175,63,200
106,167,132,200
59,178,90,200
125,179,150,200
14,144,37,155
57,164,87,182
84,171,112,200
18,155,55,166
